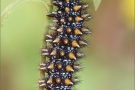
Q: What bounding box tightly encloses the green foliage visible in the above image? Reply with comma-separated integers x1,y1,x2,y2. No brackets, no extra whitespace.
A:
93,0,101,11
1,0,48,27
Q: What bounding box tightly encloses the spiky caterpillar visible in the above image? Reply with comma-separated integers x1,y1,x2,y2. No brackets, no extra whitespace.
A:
39,0,91,90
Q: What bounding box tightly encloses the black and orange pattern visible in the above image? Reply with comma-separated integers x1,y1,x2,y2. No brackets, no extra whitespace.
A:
39,0,91,90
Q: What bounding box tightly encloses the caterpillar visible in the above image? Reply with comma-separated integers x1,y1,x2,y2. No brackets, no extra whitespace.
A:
39,0,91,90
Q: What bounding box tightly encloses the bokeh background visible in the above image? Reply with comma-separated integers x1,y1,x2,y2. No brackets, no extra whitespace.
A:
1,0,134,90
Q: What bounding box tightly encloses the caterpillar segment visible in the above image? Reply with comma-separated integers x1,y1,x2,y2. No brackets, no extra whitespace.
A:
39,0,90,90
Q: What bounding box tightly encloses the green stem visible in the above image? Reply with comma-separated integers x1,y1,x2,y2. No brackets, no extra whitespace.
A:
39,1,53,90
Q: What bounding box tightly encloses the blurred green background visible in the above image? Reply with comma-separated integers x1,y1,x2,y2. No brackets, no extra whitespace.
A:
1,0,134,90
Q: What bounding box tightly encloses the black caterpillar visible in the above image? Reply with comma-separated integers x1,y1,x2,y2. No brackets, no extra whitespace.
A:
39,0,91,90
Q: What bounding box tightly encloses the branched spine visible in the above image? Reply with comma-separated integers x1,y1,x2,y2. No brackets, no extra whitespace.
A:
39,0,91,90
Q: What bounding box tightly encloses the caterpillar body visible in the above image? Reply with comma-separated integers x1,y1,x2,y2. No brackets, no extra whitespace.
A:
39,0,91,90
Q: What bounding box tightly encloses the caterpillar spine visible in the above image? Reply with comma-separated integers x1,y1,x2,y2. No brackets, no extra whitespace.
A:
39,0,91,90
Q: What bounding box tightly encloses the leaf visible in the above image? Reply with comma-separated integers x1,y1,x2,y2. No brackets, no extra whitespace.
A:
1,0,20,27
93,0,101,11
1,0,48,27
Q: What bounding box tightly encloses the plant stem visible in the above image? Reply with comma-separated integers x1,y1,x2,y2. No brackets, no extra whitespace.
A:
39,1,53,90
